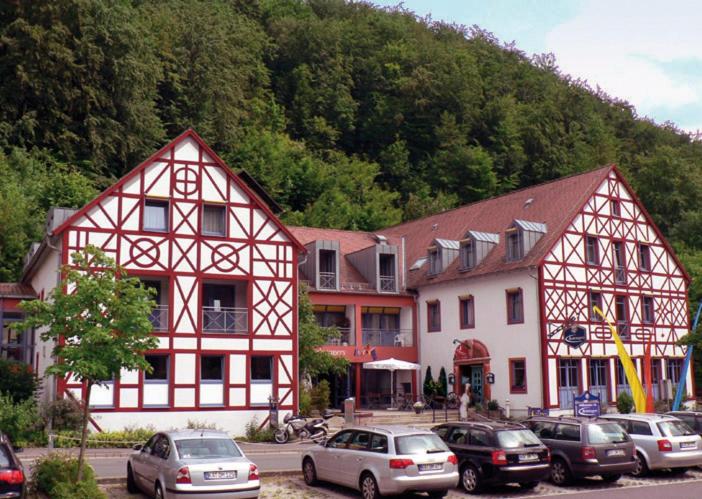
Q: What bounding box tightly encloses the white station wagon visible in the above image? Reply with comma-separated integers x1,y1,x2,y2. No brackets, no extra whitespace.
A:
302,425,459,499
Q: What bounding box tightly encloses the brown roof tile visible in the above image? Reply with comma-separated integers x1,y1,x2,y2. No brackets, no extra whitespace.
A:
0,283,37,299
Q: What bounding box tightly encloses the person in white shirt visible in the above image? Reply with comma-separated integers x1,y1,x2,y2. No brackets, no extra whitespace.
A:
459,383,471,421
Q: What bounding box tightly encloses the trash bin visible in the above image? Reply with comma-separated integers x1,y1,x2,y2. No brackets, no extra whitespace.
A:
344,397,355,424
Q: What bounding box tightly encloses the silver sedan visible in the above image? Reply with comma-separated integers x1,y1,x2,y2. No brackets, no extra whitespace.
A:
302,425,459,498
127,429,260,499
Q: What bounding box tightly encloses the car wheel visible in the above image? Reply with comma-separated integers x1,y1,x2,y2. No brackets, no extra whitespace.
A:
519,481,539,490
460,464,481,493
126,465,138,494
274,428,289,444
303,458,318,486
601,474,621,483
360,472,381,499
550,458,572,486
155,482,165,499
428,490,448,498
631,452,649,477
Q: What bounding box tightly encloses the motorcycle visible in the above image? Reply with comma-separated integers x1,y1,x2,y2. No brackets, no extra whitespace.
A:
274,409,336,444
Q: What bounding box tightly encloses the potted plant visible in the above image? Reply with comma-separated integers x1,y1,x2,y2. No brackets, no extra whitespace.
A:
413,401,424,414
487,399,500,419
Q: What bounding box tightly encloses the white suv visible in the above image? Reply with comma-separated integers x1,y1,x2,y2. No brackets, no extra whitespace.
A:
301,425,459,499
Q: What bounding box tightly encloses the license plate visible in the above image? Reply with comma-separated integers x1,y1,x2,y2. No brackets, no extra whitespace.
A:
418,463,443,472
680,442,696,450
518,453,538,462
606,449,625,457
204,471,237,480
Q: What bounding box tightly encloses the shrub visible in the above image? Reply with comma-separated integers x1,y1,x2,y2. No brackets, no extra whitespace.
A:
310,379,331,413
45,399,82,432
423,366,435,398
186,419,219,430
0,393,44,446
438,367,448,397
244,418,274,443
53,426,155,448
299,385,313,416
487,399,500,411
0,359,37,402
31,453,105,498
617,392,634,414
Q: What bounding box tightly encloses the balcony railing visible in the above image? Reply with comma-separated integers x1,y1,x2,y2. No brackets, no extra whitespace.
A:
325,327,354,346
319,271,337,290
615,267,627,284
379,275,396,292
149,305,168,332
202,307,248,334
362,328,413,347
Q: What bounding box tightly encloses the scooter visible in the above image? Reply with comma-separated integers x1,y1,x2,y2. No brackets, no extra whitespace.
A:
274,409,336,444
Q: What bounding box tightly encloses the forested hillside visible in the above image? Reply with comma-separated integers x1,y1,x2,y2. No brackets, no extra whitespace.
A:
2,0,702,305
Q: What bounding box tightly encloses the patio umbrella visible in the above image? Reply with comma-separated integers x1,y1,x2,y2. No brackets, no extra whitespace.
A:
363,357,421,409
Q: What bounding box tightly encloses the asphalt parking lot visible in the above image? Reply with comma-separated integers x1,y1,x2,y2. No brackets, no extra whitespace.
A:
102,467,702,498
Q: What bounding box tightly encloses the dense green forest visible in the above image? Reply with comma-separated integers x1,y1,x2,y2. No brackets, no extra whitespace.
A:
2,0,702,313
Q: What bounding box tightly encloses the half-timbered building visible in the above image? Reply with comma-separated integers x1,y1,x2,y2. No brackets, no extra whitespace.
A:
19,130,303,433
384,165,693,415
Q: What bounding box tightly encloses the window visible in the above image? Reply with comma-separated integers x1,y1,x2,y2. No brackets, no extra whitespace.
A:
585,236,599,265
318,249,337,289
251,356,273,382
630,421,653,436
200,355,224,381
428,249,441,275
378,253,396,292
530,421,556,440
611,199,621,217
328,430,354,449
202,204,226,236
642,296,654,324
509,359,526,393
554,423,581,442
613,241,626,284
145,355,169,382
469,429,491,446
506,231,523,261
427,301,441,332
460,241,475,270
506,289,524,324
589,359,609,403
615,295,629,338
143,199,169,232
667,358,683,385
369,434,388,453
638,244,651,271
152,435,170,460
349,432,370,451
459,296,475,329
589,291,603,321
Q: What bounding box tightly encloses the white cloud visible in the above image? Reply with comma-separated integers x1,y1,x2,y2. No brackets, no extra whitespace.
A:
545,0,702,130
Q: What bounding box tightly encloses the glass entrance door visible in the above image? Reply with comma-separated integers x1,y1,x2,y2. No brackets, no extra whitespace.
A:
559,359,580,409
470,366,483,404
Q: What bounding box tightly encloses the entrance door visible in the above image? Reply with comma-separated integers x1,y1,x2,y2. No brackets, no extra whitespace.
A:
470,366,483,404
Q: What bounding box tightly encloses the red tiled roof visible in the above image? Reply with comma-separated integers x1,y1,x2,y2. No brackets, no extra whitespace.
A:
383,166,614,288
287,226,405,293
0,283,36,299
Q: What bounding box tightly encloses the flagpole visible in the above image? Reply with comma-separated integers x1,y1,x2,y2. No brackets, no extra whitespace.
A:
672,301,702,411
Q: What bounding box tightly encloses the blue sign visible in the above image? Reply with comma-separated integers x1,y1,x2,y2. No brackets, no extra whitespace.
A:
564,325,588,349
528,406,550,416
574,390,601,417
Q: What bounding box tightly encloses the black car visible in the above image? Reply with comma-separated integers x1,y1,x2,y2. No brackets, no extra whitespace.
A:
0,433,26,499
667,411,702,437
524,415,636,485
432,421,550,494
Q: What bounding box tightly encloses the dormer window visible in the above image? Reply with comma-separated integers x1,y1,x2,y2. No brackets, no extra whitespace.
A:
506,230,523,261
460,241,475,270
428,248,441,275
378,253,396,292
318,249,337,289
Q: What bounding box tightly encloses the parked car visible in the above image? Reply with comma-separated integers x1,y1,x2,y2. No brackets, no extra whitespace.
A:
601,413,702,476
431,421,550,494
301,425,458,499
0,433,26,499
524,415,636,485
127,429,260,499
667,411,702,437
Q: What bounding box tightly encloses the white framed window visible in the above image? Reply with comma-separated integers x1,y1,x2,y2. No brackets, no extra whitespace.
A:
143,199,169,232
202,204,226,236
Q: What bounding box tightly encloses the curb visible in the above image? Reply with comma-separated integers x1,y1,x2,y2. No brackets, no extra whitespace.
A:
97,470,300,486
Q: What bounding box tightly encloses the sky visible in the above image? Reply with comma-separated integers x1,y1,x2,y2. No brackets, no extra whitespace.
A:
372,0,702,133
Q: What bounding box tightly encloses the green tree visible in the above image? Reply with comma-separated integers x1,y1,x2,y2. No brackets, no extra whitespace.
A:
15,246,159,481
438,367,448,397
423,366,435,398
297,283,348,379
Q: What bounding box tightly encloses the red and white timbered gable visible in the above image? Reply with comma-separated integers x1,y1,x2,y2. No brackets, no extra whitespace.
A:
541,168,691,409
51,130,302,431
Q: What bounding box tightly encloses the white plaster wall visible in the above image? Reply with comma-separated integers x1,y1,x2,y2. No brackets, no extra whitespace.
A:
417,269,542,415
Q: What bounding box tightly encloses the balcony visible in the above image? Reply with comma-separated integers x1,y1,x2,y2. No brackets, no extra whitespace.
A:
379,275,396,292
362,328,413,347
615,267,627,285
202,307,248,334
319,271,337,290
325,327,353,346
149,305,168,332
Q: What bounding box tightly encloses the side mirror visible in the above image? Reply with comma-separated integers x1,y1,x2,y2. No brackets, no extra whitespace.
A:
133,444,143,451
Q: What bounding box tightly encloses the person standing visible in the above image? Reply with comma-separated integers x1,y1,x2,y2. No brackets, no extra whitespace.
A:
459,383,471,421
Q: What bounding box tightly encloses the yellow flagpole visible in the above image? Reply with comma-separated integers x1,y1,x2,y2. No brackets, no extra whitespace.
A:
593,306,647,413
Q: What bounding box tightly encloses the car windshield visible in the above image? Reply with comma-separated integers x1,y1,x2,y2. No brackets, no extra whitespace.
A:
175,438,242,459
587,423,630,444
496,430,542,448
395,434,449,455
657,420,696,437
